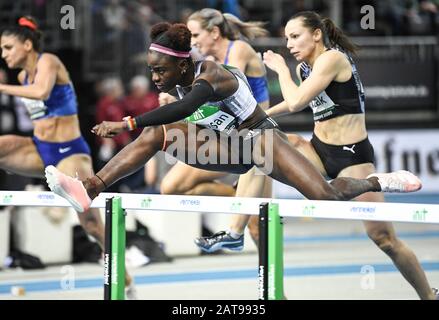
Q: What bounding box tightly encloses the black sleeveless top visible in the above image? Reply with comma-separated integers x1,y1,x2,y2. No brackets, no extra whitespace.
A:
299,48,365,122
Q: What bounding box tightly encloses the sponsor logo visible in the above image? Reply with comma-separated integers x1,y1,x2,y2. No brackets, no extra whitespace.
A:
350,206,377,219
258,265,265,299
37,193,56,204
111,253,118,285
140,197,152,209
350,206,376,213
230,202,242,212
2,195,13,204
180,199,201,207
412,208,428,221
343,145,356,154
302,205,316,216
103,254,110,285
365,85,429,99
59,147,72,154
38,194,56,200
268,264,276,299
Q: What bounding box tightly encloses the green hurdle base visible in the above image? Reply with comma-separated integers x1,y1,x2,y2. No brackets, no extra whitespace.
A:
258,202,285,300
268,203,285,300
104,196,126,300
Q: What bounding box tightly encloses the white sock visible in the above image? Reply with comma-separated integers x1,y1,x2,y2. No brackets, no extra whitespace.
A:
228,230,243,239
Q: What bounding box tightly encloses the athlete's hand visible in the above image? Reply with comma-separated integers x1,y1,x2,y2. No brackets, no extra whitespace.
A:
91,121,127,138
263,50,288,74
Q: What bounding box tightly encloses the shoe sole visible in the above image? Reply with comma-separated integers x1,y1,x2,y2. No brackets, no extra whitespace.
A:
194,239,243,253
45,165,86,213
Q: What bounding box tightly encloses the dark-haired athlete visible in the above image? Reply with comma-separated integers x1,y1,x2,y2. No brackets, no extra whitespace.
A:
160,8,272,248
0,16,136,299
45,22,421,233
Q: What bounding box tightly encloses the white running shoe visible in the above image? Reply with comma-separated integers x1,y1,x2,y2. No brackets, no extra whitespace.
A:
367,170,422,193
45,165,92,212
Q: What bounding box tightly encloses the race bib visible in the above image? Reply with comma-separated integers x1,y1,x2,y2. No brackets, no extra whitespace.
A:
20,97,48,120
186,104,237,132
310,91,337,121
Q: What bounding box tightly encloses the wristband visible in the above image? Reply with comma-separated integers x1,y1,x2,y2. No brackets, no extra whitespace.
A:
123,116,137,131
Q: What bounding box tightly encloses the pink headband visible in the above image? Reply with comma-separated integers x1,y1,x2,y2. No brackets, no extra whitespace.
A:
149,43,190,58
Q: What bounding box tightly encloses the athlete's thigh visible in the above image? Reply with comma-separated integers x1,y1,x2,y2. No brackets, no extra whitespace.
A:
0,135,44,177
287,133,326,175
167,162,228,183
164,161,228,192
256,130,333,199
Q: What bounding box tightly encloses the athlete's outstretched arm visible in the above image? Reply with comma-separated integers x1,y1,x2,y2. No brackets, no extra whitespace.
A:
92,79,214,138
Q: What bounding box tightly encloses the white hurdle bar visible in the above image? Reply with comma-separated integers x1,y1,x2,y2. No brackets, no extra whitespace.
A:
2,190,438,300
0,190,438,224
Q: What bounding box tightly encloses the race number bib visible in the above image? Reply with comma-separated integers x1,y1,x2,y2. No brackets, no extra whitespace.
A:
186,104,237,133
310,91,337,121
20,97,48,120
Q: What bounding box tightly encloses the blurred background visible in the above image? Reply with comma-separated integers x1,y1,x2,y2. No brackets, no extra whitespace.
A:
1,0,438,156
0,0,438,299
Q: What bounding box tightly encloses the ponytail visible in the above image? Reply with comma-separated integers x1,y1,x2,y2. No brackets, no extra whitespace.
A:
322,17,358,55
223,13,269,40
188,8,269,41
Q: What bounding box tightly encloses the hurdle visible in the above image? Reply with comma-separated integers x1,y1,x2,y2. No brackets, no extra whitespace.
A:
101,195,280,300
1,190,439,300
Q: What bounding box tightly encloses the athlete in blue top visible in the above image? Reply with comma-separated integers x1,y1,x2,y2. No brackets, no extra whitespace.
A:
0,16,135,298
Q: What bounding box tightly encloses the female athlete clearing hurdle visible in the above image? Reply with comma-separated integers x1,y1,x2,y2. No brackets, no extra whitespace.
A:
45,22,421,233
